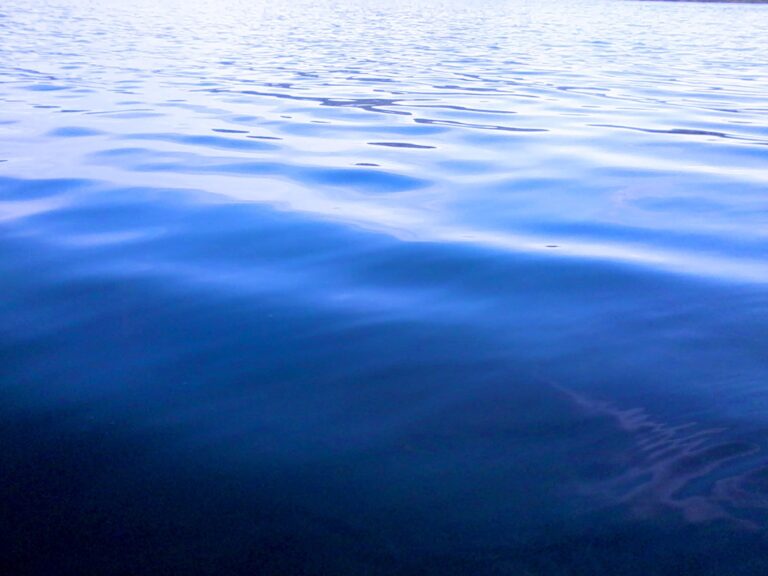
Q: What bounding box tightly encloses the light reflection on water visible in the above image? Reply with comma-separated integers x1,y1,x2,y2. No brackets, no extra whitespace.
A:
1,0,768,573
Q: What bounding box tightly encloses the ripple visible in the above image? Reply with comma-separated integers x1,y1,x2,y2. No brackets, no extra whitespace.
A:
22,83,68,91
591,123,768,144
89,147,431,194
47,126,104,137
122,132,279,151
555,384,767,528
367,141,436,149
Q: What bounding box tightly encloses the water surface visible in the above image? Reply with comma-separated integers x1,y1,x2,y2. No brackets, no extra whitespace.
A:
1,0,768,574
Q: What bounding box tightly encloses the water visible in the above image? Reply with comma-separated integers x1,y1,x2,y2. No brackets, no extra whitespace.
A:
1,0,767,573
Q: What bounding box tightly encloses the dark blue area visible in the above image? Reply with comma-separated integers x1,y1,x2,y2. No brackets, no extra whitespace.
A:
1,176,767,574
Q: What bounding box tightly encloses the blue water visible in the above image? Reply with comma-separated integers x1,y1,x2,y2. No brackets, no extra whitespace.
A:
1,0,768,573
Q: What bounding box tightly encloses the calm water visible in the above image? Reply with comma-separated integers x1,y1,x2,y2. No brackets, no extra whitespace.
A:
1,0,768,574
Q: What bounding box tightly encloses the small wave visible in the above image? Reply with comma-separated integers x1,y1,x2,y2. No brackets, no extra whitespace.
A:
554,384,768,528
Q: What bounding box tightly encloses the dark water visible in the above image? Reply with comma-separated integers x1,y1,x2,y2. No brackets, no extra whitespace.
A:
1,0,768,574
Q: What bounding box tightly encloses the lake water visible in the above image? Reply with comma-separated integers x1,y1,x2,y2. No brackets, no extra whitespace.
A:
1,0,767,574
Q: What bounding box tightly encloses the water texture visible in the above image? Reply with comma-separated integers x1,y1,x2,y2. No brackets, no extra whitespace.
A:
1,0,767,574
